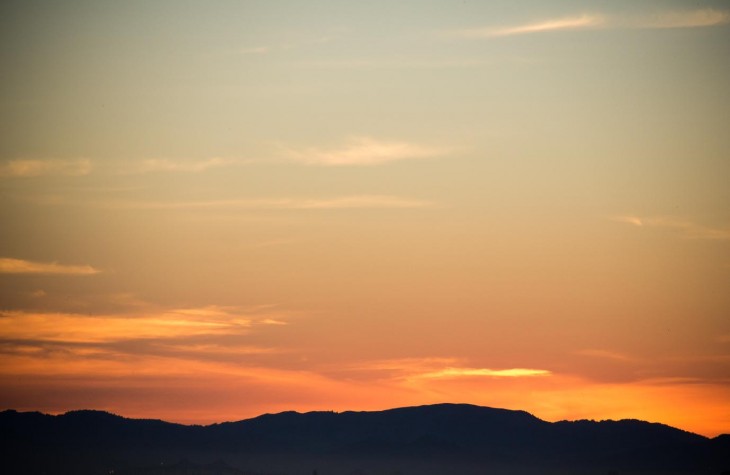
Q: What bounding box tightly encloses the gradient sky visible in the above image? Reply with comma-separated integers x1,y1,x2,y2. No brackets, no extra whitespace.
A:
1,0,729,437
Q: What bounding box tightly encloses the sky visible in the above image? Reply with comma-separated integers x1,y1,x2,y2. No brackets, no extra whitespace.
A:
1,0,729,437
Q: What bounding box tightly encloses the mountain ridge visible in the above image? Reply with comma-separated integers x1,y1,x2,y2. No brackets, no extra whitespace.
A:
1,403,728,474
4,402,713,435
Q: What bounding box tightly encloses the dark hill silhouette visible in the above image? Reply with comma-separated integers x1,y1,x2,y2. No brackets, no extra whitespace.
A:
1,403,728,474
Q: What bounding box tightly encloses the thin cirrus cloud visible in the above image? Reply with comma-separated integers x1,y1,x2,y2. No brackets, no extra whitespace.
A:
455,8,729,38
614,216,730,241
0,159,92,177
0,258,100,276
283,137,446,166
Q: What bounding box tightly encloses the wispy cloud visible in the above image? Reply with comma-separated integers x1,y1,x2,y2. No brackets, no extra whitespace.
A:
455,8,729,38
0,258,100,276
0,306,255,343
0,310,239,343
0,302,293,384
348,358,550,382
0,159,91,177
283,137,446,166
614,216,730,241
458,14,604,38
0,305,298,410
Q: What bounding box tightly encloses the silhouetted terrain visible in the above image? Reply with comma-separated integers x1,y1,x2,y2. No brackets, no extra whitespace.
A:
1,404,728,474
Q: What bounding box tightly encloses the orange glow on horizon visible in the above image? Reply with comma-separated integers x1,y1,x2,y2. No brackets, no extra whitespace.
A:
1,311,728,437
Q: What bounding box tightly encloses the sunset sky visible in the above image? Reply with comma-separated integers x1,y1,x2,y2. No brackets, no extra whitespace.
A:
1,0,729,437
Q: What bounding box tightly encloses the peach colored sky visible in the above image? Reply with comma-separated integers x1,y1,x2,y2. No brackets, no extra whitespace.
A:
1,0,729,437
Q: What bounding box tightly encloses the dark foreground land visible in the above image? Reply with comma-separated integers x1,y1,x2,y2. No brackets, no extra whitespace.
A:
1,403,729,475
